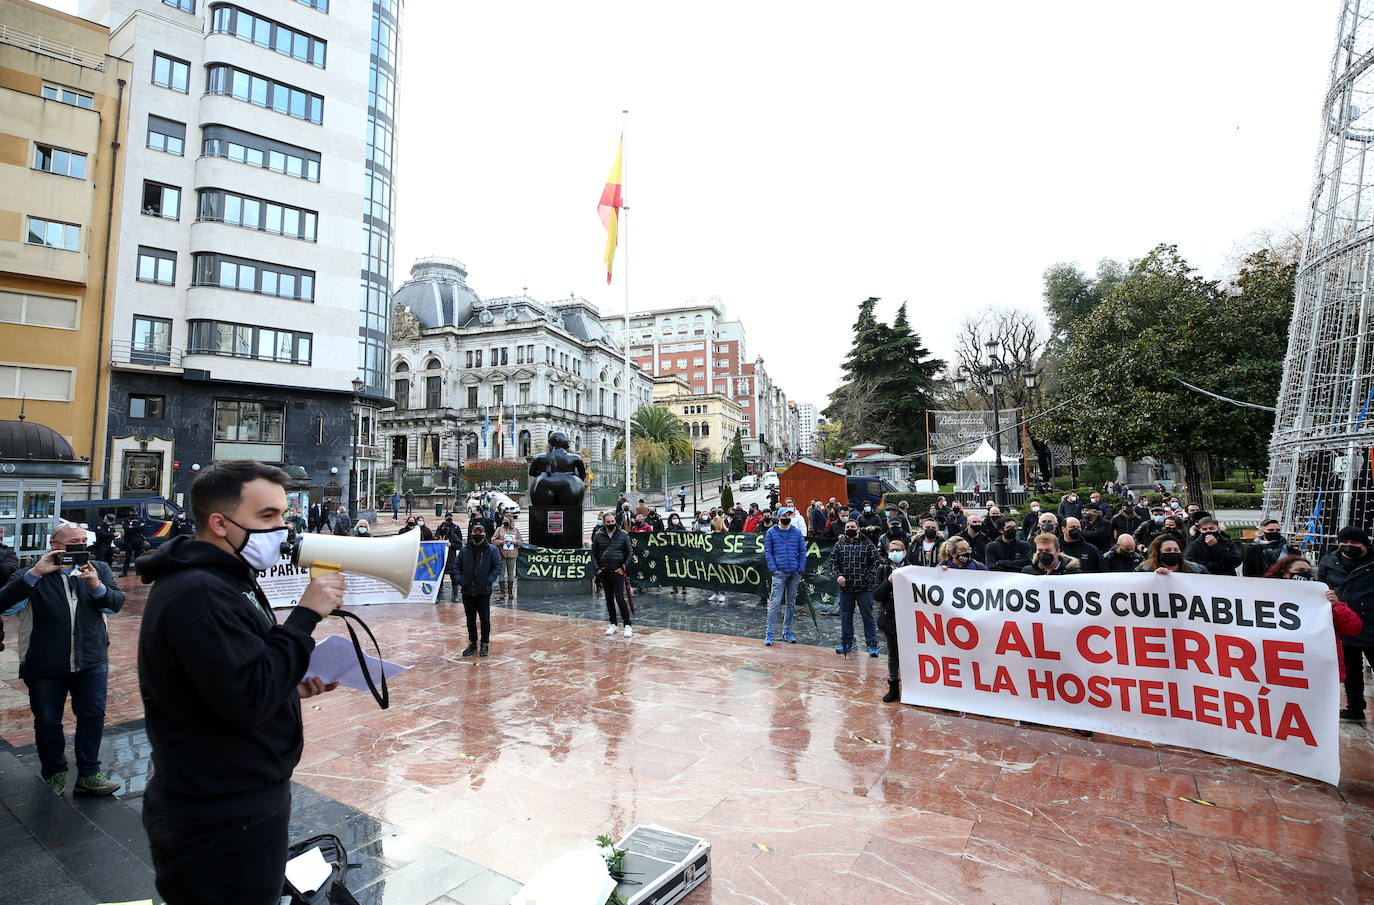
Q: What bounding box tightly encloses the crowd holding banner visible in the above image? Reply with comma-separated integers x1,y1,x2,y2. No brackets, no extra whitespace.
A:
891,567,1339,783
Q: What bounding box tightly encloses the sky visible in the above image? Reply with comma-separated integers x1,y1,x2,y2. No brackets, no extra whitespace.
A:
44,1,1336,410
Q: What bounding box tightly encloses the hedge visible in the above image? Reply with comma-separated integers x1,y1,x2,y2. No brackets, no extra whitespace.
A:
1211,492,1263,509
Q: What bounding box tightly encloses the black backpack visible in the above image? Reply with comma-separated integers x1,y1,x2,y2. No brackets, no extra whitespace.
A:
283,833,360,905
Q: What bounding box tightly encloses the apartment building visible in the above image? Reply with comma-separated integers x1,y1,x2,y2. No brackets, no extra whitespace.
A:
651,373,743,465
0,0,133,497
79,0,399,513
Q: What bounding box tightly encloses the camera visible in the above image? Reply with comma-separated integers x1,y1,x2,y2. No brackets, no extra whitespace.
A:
54,543,90,568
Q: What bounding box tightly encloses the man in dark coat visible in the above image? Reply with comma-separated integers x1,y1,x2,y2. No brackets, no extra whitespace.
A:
1,522,124,795
1184,517,1244,576
1021,534,1082,576
1081,507,1114,553
1111,503,1139,539
1059,517,1102,572
92,515,118,564
591,512,634,635
1243,519,1294,577
1102,534,1144,572
120,511,147,577
454,525,502,657
985,518,1032,572
1319,525,1374,721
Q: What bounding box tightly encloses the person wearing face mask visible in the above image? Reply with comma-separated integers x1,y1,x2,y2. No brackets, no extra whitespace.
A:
985,518,1032,572
1057,492,1082,522
910,518,944,567
1021,502,1044,539
456,525,503,657
763,508,807,645
1102,534,1143,572
880,518,911,553
664,512,687,594
1080,507,1113,553
1243,518,1295,577
1139,535,1207,575
1058,517,1102,572
1183,517,1242,575
1111,503,1139,540
134,461,345,904
830,519,882,657
956,515,988,562
1134,507,1168,548
857,503,886,546
1021,534,1081,576
944,502,967,538
351,519,371,537
873,539,909,702
591,513,634,637
1266,555,1365,702
0,521,125,797
496,516,523,599
399,516,418,535
938,537,989,573
1318,526,1374,721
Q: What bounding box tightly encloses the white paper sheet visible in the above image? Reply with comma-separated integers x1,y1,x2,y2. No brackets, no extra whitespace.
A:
285,845,332,895
305,634,410,692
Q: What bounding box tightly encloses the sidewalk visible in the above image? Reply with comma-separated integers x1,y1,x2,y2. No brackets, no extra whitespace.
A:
3,576,1372,904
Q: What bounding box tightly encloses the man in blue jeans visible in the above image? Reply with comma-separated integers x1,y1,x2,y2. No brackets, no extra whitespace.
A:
763,507,807,645
829,518,882,657
0,522,124,795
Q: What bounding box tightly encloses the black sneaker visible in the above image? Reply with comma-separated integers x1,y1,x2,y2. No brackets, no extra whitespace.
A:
479,644,489,658
461,643,478,657
1340,708,1366,722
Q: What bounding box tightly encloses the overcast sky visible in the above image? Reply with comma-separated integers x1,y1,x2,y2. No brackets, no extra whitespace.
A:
45,1,1336,410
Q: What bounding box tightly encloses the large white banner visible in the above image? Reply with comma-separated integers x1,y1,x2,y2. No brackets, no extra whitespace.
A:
256,541,448,609
892,567,1340,784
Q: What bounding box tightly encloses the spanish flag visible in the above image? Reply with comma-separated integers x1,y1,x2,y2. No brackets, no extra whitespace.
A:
598,136,623,284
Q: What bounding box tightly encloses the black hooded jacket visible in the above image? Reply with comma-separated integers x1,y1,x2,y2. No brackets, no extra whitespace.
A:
136,535,322,819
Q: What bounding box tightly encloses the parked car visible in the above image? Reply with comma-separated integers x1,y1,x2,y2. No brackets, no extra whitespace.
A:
739,474,758,491
466,489,521,515
762,472,780,490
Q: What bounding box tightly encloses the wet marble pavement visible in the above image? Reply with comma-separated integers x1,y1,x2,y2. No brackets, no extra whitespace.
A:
4,578,1374,904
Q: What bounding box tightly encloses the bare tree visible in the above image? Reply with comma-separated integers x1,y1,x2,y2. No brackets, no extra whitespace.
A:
827,377,897,450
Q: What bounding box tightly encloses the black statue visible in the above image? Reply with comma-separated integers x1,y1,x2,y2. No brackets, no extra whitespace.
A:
529,432,587,505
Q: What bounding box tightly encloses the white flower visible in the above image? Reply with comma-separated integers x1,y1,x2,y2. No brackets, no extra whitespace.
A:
599,844,616,861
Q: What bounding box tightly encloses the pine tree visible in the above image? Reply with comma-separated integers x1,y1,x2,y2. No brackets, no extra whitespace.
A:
730,428,746,478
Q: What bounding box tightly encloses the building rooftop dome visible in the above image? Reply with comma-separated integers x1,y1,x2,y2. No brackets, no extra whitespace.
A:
394,256,481,329
0,419,76,460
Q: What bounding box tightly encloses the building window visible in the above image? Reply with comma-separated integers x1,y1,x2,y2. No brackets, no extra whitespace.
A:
701,423,710,437
693,357,704,366
189,320,312,365
474,349,483,367
214,399,285,461
164,0,194,11
466,386,478,408
201,125,320,181
500,348,509,365
42,83,93,109
136,247,176,285
142,181,180,219
197,189,317,240
425,360,442,408
492,384,504,406
153,53,190,92
0,291,78,329
465,437,477,460
132,315,173,365
33,144,87,179
25,217,79,251
147,116,185,155
295,0,328,12
465,350,473,368
0,365,71,400
394,378,408,410
563,389,569,409
516,346,524,364
129,394,166,419
206,64,323,124
518,382,530,405
192,253,315,301
211,4,327,67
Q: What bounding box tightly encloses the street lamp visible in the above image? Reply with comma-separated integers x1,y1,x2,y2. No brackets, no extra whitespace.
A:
954,351,1037,508
349,377,364,520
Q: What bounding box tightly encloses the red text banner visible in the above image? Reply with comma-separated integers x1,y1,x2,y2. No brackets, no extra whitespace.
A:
891,568,1340,784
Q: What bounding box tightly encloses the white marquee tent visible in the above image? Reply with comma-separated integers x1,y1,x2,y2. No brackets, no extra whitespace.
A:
954,439,1024,493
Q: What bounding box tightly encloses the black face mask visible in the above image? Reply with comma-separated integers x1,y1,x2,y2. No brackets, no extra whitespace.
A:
923,528,938,539
1036,551,1056,568
1289,572,1314,581
1263,531,1281,541
1341,545,1364,559
845,528,858,538
472,533,487,545
954,553,971,564
1160,551,1183,567
1066,528,1081,541
1003,529,1017,540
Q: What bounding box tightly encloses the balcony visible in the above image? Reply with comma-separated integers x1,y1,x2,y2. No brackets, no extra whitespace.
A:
110,340,183,372
0,22,105,70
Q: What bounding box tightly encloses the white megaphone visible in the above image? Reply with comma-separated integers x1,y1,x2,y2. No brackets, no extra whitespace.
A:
290,530,422,594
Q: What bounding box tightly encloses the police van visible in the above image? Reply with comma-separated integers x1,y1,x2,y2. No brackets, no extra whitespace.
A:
59,497,188,549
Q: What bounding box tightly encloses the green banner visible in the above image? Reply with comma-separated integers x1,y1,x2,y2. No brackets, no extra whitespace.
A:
517,532,840,609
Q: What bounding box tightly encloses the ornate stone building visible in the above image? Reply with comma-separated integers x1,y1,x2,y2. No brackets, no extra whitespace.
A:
379,257,652,475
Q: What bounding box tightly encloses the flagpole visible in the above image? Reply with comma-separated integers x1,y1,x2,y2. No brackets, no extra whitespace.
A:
621,108,631,506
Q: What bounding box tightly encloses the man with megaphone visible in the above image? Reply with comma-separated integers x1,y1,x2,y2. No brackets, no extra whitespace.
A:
136,460,346,905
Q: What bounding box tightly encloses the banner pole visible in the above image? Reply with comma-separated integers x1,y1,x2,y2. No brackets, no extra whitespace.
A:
621,108,632,504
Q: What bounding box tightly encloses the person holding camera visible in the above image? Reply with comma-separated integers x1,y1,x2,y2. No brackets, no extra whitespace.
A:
136,460,344,905
0,522,125,795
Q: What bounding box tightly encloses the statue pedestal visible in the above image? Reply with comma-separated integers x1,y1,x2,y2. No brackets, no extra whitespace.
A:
529,505,582,549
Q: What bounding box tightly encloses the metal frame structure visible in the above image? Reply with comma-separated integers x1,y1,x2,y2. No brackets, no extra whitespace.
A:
1267,1,1374,548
